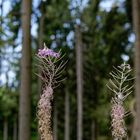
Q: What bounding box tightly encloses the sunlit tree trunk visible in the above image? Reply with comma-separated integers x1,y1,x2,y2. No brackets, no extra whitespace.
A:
64,88,70,140
19,0,32,140
3,117,8,140
75,25,83,140
132,0,140,139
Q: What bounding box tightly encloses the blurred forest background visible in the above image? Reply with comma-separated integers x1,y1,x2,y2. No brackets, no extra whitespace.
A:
0,0,140,140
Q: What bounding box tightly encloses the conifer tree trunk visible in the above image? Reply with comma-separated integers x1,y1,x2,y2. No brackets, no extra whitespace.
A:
13,119,17,140
3,69,9,140
0,0,3,75
37,3,45,140
75,25,83,140
38,5,45,49
132,0,140,139
38,1,45,98
65,88,70,140
3,117,8,140
19,0,32,140
53,101,58,140
91,120,96,140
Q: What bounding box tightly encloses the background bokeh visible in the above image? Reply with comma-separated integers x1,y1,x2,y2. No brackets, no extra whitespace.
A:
0,0,139,140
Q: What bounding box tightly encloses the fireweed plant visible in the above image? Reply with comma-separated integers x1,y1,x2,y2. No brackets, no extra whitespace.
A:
107,63,134,140
35,44,66,140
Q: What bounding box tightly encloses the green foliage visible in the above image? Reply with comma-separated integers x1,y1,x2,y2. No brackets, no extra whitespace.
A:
0,86,18,117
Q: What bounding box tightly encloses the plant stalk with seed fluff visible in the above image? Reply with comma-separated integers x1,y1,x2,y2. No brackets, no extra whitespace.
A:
107,62,134,140
35,44,66,140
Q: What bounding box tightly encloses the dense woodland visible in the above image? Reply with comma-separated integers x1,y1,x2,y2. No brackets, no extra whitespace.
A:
0,0,140,140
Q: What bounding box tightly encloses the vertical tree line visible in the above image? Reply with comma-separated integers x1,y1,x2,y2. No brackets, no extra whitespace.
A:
19,0,32,140
132,0,140,139
65,88,70,140
75,25,83,140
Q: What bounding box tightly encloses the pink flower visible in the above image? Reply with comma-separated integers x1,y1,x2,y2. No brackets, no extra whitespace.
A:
37,47,60,58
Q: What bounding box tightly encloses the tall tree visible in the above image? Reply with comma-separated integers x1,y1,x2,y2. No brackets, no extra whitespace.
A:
3,71,9,140
13,117,17,140
75,25,83,140
3,117,8,140
82,1,100,139
0,0,3,76
36,2,46,139
64,88,70,140
53,100,58,140
132,0,140,139
37,0,46,97
19,0,32,140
